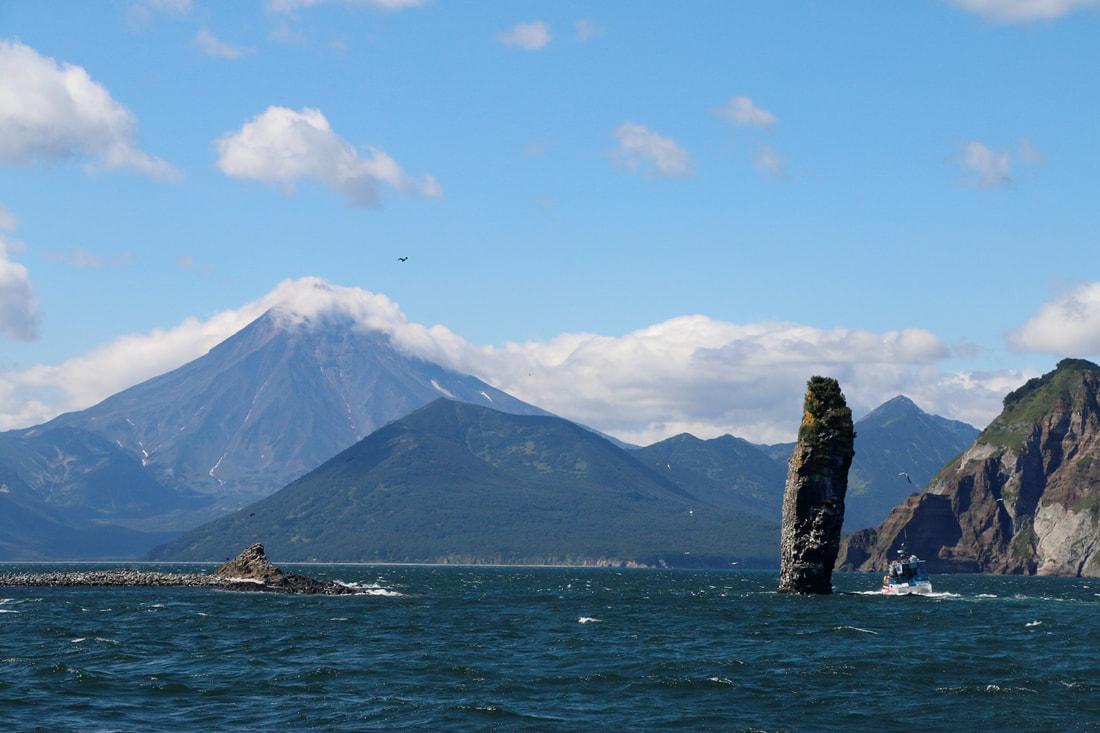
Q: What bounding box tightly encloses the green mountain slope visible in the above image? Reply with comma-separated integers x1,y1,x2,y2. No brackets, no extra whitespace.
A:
633,433,785,518
843,396,979,530
152,400,777,566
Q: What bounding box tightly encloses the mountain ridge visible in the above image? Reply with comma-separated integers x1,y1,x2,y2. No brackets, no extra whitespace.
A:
151,399,779,566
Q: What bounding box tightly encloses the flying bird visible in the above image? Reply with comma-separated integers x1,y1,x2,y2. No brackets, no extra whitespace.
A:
397,256,408,262
897,471,915,487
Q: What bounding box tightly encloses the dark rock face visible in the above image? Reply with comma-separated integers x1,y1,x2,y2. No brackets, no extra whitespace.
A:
777,377,855,594
837,359,1100,577
212,543,355,594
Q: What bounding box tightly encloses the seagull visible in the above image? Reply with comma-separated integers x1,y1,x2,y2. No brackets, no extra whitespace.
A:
397,256,408,262
897,471,915,487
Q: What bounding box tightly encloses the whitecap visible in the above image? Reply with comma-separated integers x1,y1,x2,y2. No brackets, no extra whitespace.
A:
356,588,403,597
334,581,403,597
71,638,86,643
148,603,165,609
976,594,997,598
577,617,601,624
0,609,20,614
1025,620,1042,627
834,625,879,635
197,612,208,617
330,617,349,622
707,676,735,686
0,599,14,605
94,638,120,645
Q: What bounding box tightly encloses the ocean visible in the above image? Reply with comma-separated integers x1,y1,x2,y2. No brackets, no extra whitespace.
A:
1,565,1096,732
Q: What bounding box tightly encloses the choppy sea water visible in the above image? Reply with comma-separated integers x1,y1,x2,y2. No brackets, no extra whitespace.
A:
1,565,1097,732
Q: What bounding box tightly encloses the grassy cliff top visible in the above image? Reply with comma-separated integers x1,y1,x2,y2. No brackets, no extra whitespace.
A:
979,358,1100,451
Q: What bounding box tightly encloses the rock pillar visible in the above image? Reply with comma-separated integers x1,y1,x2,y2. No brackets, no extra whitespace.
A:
777,376,855,594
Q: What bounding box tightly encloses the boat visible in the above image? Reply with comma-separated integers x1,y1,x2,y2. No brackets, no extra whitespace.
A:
880,551,932,596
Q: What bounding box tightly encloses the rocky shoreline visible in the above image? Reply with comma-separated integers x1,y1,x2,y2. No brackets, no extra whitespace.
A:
0,544,358,595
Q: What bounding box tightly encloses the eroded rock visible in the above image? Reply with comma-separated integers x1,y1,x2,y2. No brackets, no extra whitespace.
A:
777,377,855,594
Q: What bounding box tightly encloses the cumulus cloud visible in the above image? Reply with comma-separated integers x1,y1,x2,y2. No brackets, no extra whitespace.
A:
193,30,254,59
959,141,1012,187
1007,282,1100,355
716,96,777,128
0,214,41,342
0,277,1022,440
611,123,693,178
216,106,440,206
498,21,551,50
949,0,1100,22
0,41,178,180
267,0,426,12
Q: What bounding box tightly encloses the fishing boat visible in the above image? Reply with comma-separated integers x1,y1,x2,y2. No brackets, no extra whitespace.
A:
880,550,932,596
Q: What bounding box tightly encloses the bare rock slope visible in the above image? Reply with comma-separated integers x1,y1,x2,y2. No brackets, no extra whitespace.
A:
838,359,1100,577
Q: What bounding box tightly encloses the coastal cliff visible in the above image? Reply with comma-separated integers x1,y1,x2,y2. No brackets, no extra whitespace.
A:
838,359,1100,577
777,377,855,593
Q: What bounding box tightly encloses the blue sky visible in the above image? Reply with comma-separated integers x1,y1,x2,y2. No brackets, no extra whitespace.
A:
2,0,1099,441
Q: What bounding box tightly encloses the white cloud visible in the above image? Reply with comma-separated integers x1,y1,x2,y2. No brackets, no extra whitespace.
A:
267,0,426,12
716,96,777,128
959,141,1012,187
0,207,16,232
0,41,178,180
48,248,135,269
754,145,786,179
0,277,1022,441
193,30,254,59
125,0,193,27
949,0,1100,22
574,19,602,42
0,214,41,342
1008,282,1100,355
611,123,693,178
216,106,440,206
498,21,551,50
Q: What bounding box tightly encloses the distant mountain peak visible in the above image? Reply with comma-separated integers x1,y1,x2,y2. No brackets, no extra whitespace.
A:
860,395,921,420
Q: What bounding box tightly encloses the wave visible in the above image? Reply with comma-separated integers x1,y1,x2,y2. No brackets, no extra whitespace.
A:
222,577,266,585
334,581,403,597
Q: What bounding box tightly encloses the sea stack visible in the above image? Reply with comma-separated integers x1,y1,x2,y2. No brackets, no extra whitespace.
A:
777,377,855,594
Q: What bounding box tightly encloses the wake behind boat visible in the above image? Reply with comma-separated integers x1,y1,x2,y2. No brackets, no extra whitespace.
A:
880,551,932,596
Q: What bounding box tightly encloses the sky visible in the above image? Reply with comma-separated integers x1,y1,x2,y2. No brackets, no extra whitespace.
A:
2,0,1100,443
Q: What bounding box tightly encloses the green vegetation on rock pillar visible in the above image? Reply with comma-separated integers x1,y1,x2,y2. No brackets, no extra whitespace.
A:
777,376,855,594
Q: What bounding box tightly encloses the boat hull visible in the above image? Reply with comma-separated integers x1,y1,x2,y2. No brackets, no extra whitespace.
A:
881,580,933,596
